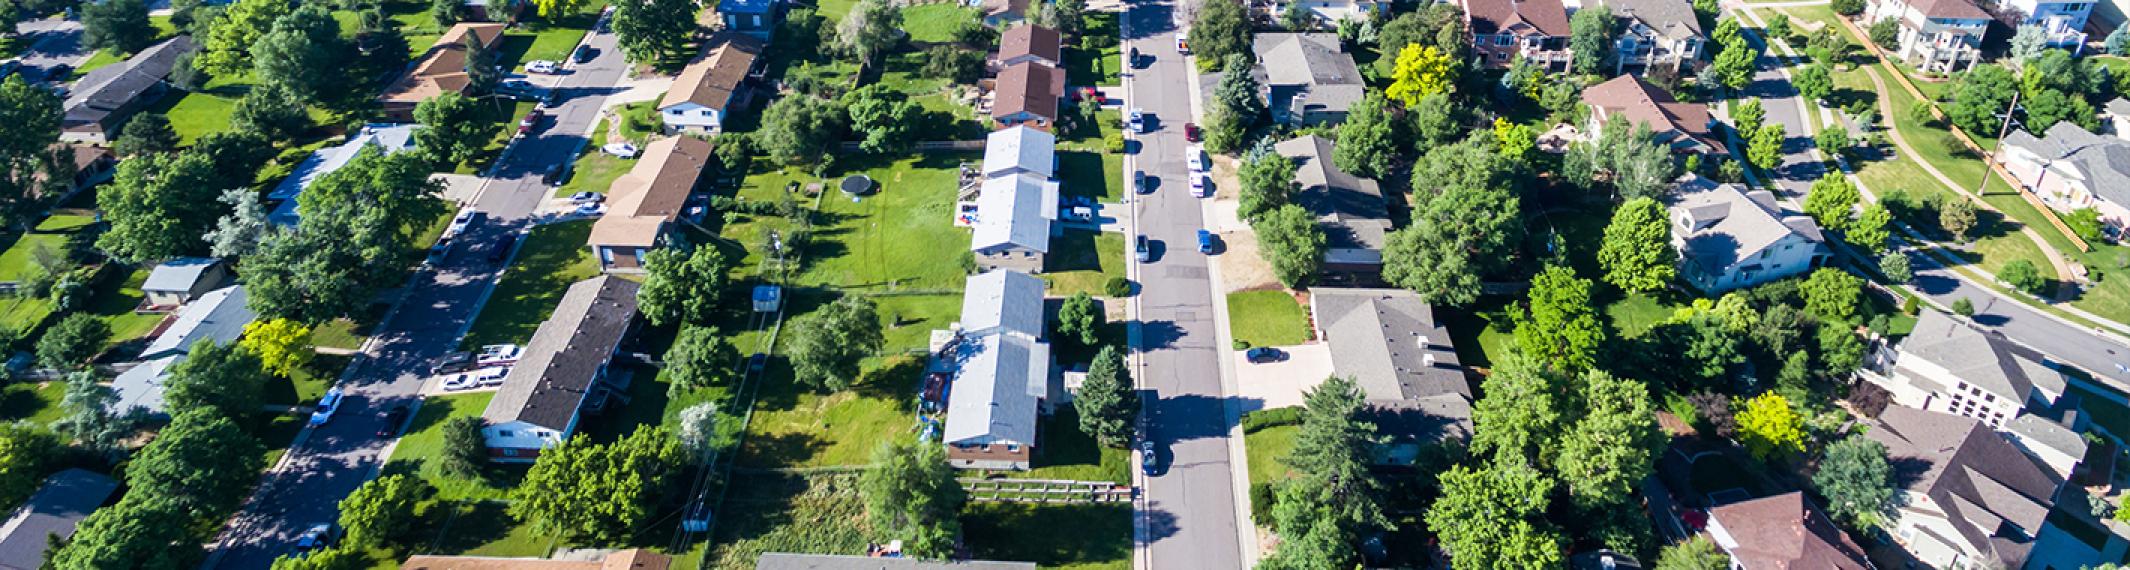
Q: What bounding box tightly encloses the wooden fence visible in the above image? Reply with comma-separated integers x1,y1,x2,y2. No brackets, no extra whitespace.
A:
958,478,1135,503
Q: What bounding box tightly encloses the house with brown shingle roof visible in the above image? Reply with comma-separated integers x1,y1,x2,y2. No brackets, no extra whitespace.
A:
1707,492,1872,569
1459,0,1571,71
990,61,1065,130
1864,0,1987,73
376,23,507,121
658,33,766,135
1581,74,1725,156
587,136,713,273
996,24,1062,68
479,276,641,461
1865,405,2076,570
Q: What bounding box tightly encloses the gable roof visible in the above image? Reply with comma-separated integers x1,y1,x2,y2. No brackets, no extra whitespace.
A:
717,0,776,15
1275,135,1389,263
61,36,198,129
1666,174,1824,274
1582,75,1723,152
269,124,422,225
1866,405,2063,568
379,23,507,105
589,136,713,248
482,276,641,431
991,62,1065,123
970,173,1058,253
1708,492,1870,569
2107,98,2130,117
0,469,116,570
1909,0,1990,19
982,126,1056,179
999,25,1062,65
960,270,1046,338
659,33,765,112
1462,0,1571,36
1311,288,1467,402
1609,0,1704,40
141,257,221,294
141,285,254,359
2002,121,2130,212
1252,34,1366,118
110,355,179,416
941,330,1049,446
1899,311,2065,403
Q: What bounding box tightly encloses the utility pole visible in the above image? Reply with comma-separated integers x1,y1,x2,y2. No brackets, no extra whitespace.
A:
1974,89,2024,198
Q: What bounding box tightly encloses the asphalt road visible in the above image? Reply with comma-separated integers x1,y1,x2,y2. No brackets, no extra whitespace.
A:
204,22,631,569
1122,2,1247,568
12,17,90,83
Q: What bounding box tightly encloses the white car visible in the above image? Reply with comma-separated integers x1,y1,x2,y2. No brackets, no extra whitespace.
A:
442,366,511,391
1127,108,1146,134
568,191,603,204
575,203,608,216
1190,174,1209,197
525,60,559,74
1186,146,1205,173
602,142,640,158
1176,29,1191,53
476,344,523,367
444,208,479,239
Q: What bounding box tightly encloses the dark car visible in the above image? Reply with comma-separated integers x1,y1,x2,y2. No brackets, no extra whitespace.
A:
572,45,595,63
542,163,568,186
540,88,564,108
376,405,409,437
431,351,475,375
1245,347,1286,363
1128,47,1141,67
488,232,519,262
1135,235,1151,263
1139,439,1158,476
1134,171,1150,194
1184,122,1200,142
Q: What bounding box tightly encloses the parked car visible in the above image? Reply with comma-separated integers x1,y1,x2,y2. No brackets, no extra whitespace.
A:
441,366,510,391
1140,439,1158,475
540,88,563,108
1128,47,1140,68
573,45,595,63
575,202,607,216
477,344,524,367
602,142,640,158
309,388,345,426
376,405,409,437
295,523,335,552
1187,146,1206,173
542,163,568,186
1184,122,1200,142
1176,30,1190,53
525,60,559,74
517,109,543,136
1197,229,1215,254
1190,174,1209,197
1245,347,1286,363
569,191,603,204
1135,235,1151,262
498,79,541,99
1134,170,1150,193
1127,108,1147,133
488,232,519,262
431,352,475,374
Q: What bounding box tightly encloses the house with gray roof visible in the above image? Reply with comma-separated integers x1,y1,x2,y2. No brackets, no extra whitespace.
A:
969,173,1058,274
982,126,1055,181
1275,136,1391,282
2102,99,2130,140
757,553,1036,570
2000,121,2130,239
111,285,255,417
1664,174,1829,293
1308,288,1470,465
1865,405,2076,570
0,469,116,570
959,269,1046,338
1857,310,2088,478
1606,0,1705,75
481,276,641,462
1250,33,1365,126
943,271,1051,470
59,36,198,144
140,257,230,309
268,124,422,226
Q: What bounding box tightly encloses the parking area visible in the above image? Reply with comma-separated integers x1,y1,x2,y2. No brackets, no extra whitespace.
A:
1230,342,1334,411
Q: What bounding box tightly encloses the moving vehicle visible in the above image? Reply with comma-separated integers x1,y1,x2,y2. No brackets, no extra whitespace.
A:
1140,439,1158,475
309,388,345,426
377,405,409,437
488,232,519,262
1197,229,1215,254
1134,171,1150,194
573,45,595,63
295,523,335,552
1127,108,1146,133
1245,347,1286,363
517,109,543,137
525,60,559,74
1135,235,1151,262
1184,122,1200,142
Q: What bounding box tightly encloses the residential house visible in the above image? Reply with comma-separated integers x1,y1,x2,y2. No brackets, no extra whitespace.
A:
403,549,671,569
757,553,1036,570
1461,0,1573,71
658,33,766,135
943,270,1052,470
140,257,232,309
716,0,783,40
981,0,1029,26
43,145,116,199
982,125,1056,180
1606,0,1705,75
997,24,1063,68
268,123,421,226
586,136,712,273
0,470,116,570
1580,74,1726,155
59,36,199,144
1665,174,1830,292
1266,0,1385,25
990,61,1066,130
1250,33,1366,126
2001,0,2094,48
969,173,1059,273
111,285,255,417
1999,121,2130,237
1864,0,1987,74
1309,288,1472,465
1866,405,2073,570
376,23,508,121
1705,492,1872,569
480,276,641,461
2104,98,2130,139
1856,310,2090,478
1275,135,1391,281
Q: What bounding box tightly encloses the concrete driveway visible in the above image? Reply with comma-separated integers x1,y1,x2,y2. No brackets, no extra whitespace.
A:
1230,343,1332,412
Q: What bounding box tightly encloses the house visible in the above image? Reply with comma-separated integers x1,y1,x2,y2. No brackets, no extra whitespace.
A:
42,145,116,199
58,36,198,144
658,33,766,135
1248,34,1365,126
376,23,508,121
757,553,1036,570
1309,288,1471,465
2104,99,2130,139
997,24,1062,68
983,125,1056,180
1856,310,2090,478
1864,0,1987,74
1265,0,1385,26
1998,121,2130,237
981,0,1029,26
1606,0,1705,75
402,549,671,569
140,257,231,309
969,173,1059,274
715,0,783,40
586,136,713,273
1275,136,1391,281
0,469,116,570
111,285,255,417
1865,405,2073,570
1705,492,1871,569
990,61,1066,130
1461,0,1573,71
2001,0,2093,48
1665,174,1830,293
1580,74,1725,155
943,270,1052,470
480,276,641,461
268,123,421,226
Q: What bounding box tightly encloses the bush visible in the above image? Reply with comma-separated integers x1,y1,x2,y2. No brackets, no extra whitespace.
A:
1832,0,1865,15
2001,259,2047,295
1250,482,1277,525
1103,277,1130,297
1242,407,1304,433
1952,297,1975,316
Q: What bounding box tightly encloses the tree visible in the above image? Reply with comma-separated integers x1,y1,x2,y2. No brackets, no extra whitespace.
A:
860,439,965,559
1409,91,1467,147
2002,259,2048,294
239,318,313,378
509,427,687,543
1057,293,1102,347
1189,0,1250,71
1470,352,1562,464
2067,207,2107,242
1733,98,1766,136
338,474,432,547
1051,0,1086,36
1569,2,1615,75
2021,86,2096,133
0,424,59,509
1849,203,1892,254
0,75,61,226
96,152,224,263
757,95,845,165
1710,40,1758,91
1765,13,1792,40
1214,53,1265,122
438,416,486,478
787,296,885,390
1747,123,1785,171
1803,172,1860,231
432,0,462,25
1952,297,1976,316
1383,140,1522,307
1255,204,1327,288
1878,252,1913,283
54,371,141,458
678,402,720,455
230,83,310,142
1557,370,1664,509
200,0,292,75
1262,375,1387,569
1815,127,1851,159
2108,26,2130,56
1426,462,1566,570
1734,392,1805,460
251,3,345,104
920,45,984,84
248,149,442,322
82,0,151,55
531,0,589,18
611,0,696,64
1939,198,1977,241
1869,18,1899,51
270,547,366,570
1202,96,1249,154
1514,266,1605,373
1074,346,1135,447
127,408,264,514
639,245,732,326
1654,535,1731,570
164,341,266,418
838,0,901,65
1795,62,1834,103
664,326,739,395
48,495,195,570
1947,64,2019,135
114,114,178,158
1386,44,1453,107
192,131,274,192
1599,198,1678,293
1567,119,1674,200
1813,435,1893,529
460,33,500,98
2009,24,2047,64
1800,267,1863,323
414,92,487,167
36,314,109,370
1493,118,1537,164
842,84,922,154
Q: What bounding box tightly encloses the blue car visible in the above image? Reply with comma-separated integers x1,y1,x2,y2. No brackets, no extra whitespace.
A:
1197,230,1214,254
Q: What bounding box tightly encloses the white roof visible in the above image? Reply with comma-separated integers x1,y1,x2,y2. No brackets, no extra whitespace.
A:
139,285,254,359
970,173,1058,253
140,257,219,293
109,355,179,417
268,124,421,226
982,126,1056,179
961,270,1046,338
942,331,1050,445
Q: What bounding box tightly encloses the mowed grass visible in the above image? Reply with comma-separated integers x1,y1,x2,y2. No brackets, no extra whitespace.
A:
0,381,68,426
1043,230,1125,297
383,391,522,502
740,153,976,292
901,4,976,43
555,152,633,198
1007,405,1129,484
0,214,95,282
460,220,600,349
85,268,167,348
871,294,962,354
1243,421,1298,486
735,355,918,469
961,502,1131,570
1225,290,1310,348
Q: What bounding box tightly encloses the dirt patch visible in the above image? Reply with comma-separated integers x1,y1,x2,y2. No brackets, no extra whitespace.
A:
1207,155,1279,292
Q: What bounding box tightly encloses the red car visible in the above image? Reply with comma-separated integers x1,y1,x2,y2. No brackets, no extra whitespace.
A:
1184,122,1200,142
1076,86,1106,104
517,110,543,137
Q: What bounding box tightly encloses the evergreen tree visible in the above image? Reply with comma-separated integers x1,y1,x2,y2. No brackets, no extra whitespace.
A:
1074,346,1136,447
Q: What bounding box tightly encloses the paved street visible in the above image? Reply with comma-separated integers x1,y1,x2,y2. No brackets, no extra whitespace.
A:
1122,2,1248,569
204,23,630,569
12,17,90,82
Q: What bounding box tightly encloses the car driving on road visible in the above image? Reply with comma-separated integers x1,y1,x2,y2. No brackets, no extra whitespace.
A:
309,388,345,426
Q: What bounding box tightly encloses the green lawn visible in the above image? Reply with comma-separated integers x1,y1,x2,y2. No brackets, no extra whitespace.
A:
264,354,349,407
1225,290,1310,348
1043,231,1125,297
1244,421,1298,486
1008,405,1129,484
313,303,391,351
70,50,121,78
0,381,68,426
706,472,873,570
961,503,1131,570
1605,293,1685,338
384,392,521,502
85,267,166,348
0,214,95,282
739,153,977,292
1056,151,1124,202
734,354,917,469
460,220,601,349
1061,14,1125,87
871,294,962,354
901,4,975,43
556,152,633,198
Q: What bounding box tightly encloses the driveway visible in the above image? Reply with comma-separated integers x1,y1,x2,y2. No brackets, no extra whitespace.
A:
1230,343,1331,411
12,17,90,83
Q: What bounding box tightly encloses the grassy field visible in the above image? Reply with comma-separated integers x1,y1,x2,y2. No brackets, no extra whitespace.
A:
706,472,873,570
556,152,633,198
1008,406,1129,484
0,381,67,426
1225,290,1310,348
385,392,521,501
901,4,976,43
0,214,94,282
84,268,167,349
460,220,600,349
740,153,976,292
734,355,917,468
870,295,962,354
1043,230,1126,297
962,503,1132,570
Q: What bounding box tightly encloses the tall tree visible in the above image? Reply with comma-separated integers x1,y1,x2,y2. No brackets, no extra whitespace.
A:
1653,535,1731,570
415,92,487,167
1386,44,1453,107
114,114,179,158
1469,352,1563,465
1236,144,1295,221
126,408,264,515
52,371,141,459
1409,91,1467,147
2009,24,2047,63
1746,123,1785,172
842,84,922,154
1849,203,1892,254
1734,392,1805,460
530,0,589,18
231,83,311,142
611,0,697,64
757,95,846,165
1383,139,1522,306
1074,346,1136,447
1188,0,1250,70
1556,370,1665,509
248,147,443,322
96,152,225,263
200,0,294,75
1946,64,2018,135
508,427,686,542
1940,198,1977,241
860,439,965,559
838,0,902,65
48,495,196,570
438,416,487,478
163,340,267,418
1732,98,1766,135
0,423,59,509
1568,2,1615,75
786,296,885,390
1599,197,1678,293
239,318,313,378
1813,435,1893,529
638,244,732,327
0,75,61,227
461,33,500,98
1056,293,1102,347
1214,53,1265,122
1254,204,1327,288
664,326,739,392
1263,376,1387,569
1332,95,1403,179
36,314,110,370
191,131,274,191
1800,267,1862,323
251,3,346,104
1426,462,1566,570
82,0,152,55
1794,61,1834,103
1709,40,1757,91
338,474,432,547
1514,266,1605,374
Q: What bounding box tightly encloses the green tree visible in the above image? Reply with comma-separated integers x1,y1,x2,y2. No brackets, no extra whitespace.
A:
509,427,687,542
757,95,846,165
0,424,59,509
845,88,922,155
1383,140,1522,306
665,326,739,392
127,408,264,514
164,340,266,418
1557,370,1664,509
1514,266,1604,373
2066,207,2107,242
270,547,366,570
1493,118,1537,164
1654,535,1731,570
36,314,110,370
860,439,965,559
1287,375,1379,480
1074,346,1135,447
1800,267,1863,323
1188,0,1251,71
338,474,433,547
638,244,732,326
1946,64,2019,135
2002,259,2048,294
1747,123,1785,171
1804,172,1860,231
1849,203,1892,254
48,495,195,570
0,75,62,226
1470,352,1562,464
786,296,885,390
530,0,589,18
230,82,311,142
1426,462,1566,570
1878,252,1913,283
432,0,462,26
114,113,179,158
1409,91,1467,147
251,3,346,104
1710,41,1757,91
1236,143,1295,222
192,131,275,193
1214,53,1265,122
1734,392,1805,460
200,0,293,75
1869,18,1899,50
1262,376,1388,569
414,92,487,167
97,151,224,263
1765,13,1792,40
1940,198,1977,241
1598,197,1678,293
1815,127,1851,158
248,148,443,323
438,416,487,478
1952,297,1976,316
1732,98,1766,135
1386,44,1453,107
2108,26,2130,56
837,0,902,65
82,0,151,55
611,0,696,64
1254,204,1326,288
1056,293,1102,347
1813,435,1893,529
53,371,140,459
1202,96,1249,153
1795,61,1834,103
1569,2,1614,75
239,318,313,378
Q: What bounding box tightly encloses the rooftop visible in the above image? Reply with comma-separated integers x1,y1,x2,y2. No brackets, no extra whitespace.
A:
1609,0,1703,40
756,553,1037,570
1581,75,1723,152
140,285,254,360
1275,135,1390,264
140,257,222,293
941,330,1050,446
1665,174,1823,274
482,276,642,431
970,173,1058,254
1707,492,1870,569
982,126,1056,180
2002,121,2130,213
1251,34,1366,119
62,36,198,130
1898,311,2065,404
991,62,1065,122
378,23,507,105
0,469,116,570
1866,405,2063,568
589,136,714,248
998,24,1062,65
959,270,1046,339
659,33,765,112
1462,0,1571,36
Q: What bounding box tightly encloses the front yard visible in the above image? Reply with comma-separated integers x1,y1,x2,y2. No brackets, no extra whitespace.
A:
460,220,601,349
1226,290,1310,348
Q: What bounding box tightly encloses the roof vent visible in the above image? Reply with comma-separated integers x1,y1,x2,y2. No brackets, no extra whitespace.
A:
1424,353,1437,367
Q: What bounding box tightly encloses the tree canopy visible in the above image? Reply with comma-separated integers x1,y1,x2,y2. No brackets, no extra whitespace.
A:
665,326,739,392
1514,266,1605,374
1074,346,1135,447
508,427,687,542
97,151,225,263
1426,462,1566,570
1734,392,1806,460
861,439,966,559
1254,204,1327,288
612,0,697,63
1599,197,1678,293
837,0,902,65
639,244,733,327
200,0,293,75
786,296,885,390
757,95,846,165
1813,435,1893,529
1557,370,1665,509
164,340,267,418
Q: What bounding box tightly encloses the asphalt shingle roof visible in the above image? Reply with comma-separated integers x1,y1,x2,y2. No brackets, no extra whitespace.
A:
2002,121,2130,214
482,276,641,431
1707,492,1870,569
1251,33,1365,120
141,257,220,293
1866,405,2063,568
960,270,1046,338
982,126,1055,180
1609,0,1703,40
1275,136,1389,264
1900,311,2065,403
1666,174,1823,276
1463,0,1571,36
61,36,197,130
1582,75,1723,152
941,330,1049,446
659,33,764,111
589,136,713,248
140,285,253,359
0,469,115,570
999,25,1061,65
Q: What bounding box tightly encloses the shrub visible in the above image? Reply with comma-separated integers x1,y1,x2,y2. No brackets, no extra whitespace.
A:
1241,407,1304,432
1103,277,1130,297
1952,297,1975,315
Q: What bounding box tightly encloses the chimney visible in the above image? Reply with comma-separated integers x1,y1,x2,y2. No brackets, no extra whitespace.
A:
1423,353,1436,368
